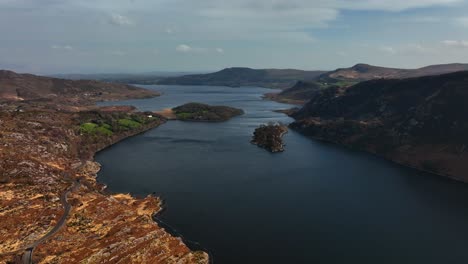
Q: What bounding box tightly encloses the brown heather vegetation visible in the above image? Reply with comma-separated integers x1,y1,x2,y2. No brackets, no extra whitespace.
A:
0,71,208,263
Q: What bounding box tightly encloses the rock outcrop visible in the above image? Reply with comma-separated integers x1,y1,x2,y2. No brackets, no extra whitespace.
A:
251,123,288,153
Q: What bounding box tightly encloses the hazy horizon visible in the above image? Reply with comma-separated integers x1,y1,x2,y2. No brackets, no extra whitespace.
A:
24,62,468,76
1,0,468,74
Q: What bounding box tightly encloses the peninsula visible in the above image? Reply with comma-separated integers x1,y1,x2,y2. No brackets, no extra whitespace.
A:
0,71,208,263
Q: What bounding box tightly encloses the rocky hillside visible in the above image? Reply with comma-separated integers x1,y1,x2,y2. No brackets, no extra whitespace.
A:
264,81,332,104
157,67,326,89
0,108,209,263
0,70,158,104
268,63,468,104
318,63,468,83
290,71,468,181
0,71,208,263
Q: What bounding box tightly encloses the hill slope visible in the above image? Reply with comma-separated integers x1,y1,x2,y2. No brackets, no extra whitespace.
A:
264,81,330,104
157,67,326,89
270,63,468,104
290,71,468,180
318,63,468,83
0,70,158,103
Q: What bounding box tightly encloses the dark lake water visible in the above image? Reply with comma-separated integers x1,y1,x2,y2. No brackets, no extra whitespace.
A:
97,85,468,264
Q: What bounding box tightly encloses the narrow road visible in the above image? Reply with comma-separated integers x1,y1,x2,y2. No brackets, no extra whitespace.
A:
21,176,81,264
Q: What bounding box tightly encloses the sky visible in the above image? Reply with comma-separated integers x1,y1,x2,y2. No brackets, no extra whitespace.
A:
1,0,468,74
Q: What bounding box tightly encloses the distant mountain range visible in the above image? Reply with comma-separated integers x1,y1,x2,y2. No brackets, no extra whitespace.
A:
0,70,158,104
156,67,327,89
154,63,468,97
51,71,197,85
50,63,468,93
318,63,468,83
289,70,468,181
270,63,468,103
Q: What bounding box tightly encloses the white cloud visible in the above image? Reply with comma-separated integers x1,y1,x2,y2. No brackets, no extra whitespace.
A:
51,45,73,51
403,44,434,54
380,46,397,54
176,44,210,53
109,13,134,26
176,44,193,53
442,40,468,48
336,0,461,11
24,0,459,13
106,50,126,56
176,44,225,54
455,16,468,27
378,44,434,55
336,51,347,57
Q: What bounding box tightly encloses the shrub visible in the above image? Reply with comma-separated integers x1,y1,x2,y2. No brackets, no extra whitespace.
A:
175,112,194,120
80,122,113,136
118,118,141,129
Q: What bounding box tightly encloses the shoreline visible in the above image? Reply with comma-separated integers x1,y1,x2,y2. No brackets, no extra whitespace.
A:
292,132,468,184
262,93,307,105
151,201,215,264
91,121,212,258
0,105,209,263
260,94,468,183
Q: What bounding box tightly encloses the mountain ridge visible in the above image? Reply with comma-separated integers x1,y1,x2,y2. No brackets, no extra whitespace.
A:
269,63,468,103
318,63,468,82
156,67,327,89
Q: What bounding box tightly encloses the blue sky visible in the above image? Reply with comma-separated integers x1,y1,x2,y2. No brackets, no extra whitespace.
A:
1,0,468,74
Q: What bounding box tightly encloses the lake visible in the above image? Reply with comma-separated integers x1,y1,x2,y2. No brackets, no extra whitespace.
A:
97,85,468,264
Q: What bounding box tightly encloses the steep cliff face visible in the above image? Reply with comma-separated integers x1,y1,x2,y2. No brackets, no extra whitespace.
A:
290,71,468,180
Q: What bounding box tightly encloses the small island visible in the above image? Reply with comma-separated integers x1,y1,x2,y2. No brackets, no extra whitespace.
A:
251,123,288,153
168,102,244,122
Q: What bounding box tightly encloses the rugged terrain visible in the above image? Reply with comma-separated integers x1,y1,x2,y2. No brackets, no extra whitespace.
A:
264,81,331,104
267,63,468,104
318,63,468,83
171,102,244,122
251,123,288,153
157,67,326,89
0,73,208,263
290,71,468,181
0,70,159,104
